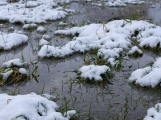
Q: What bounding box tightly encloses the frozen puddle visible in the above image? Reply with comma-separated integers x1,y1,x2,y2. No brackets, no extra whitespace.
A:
0,93,76,120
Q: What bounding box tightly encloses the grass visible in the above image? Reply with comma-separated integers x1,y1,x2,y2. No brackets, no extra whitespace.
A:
142,42,161,54
0,67,28,85
128,51,143,57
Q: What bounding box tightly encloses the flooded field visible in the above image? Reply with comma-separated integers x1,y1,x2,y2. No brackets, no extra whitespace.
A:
0,0,161,120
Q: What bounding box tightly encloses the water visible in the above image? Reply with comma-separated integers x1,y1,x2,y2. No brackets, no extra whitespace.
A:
0,0,161,119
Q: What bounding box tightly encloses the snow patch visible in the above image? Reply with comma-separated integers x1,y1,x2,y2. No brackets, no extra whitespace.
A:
144,103,161,120
0,32,28,50
129,57,161,87
0,0,68,23
128,46,143,55
3,58,26,67
0,93,76,120
79,65,110,81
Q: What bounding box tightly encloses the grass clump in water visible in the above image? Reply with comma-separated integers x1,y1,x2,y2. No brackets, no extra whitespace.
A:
76,69,114,85
0,67,28,85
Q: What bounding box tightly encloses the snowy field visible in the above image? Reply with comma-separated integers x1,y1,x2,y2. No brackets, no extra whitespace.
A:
0,0,161,120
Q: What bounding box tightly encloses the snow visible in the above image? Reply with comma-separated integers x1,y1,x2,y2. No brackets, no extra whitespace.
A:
105,1,126,7
0,1,7,6
0,32,28,50
37,26,46,33
144,103,161,120
92,0,145,7
39,20,161,58
59,21,68,26
98,48,123,60
26,1,39,8
107,58,119,67
1,69,13,80
8,27,14,31
128,46,143,55
42,35,51,40
79,65,110,81
0,0,68,24
23,23,37,29
39,39,50,46
1,59,28,80
42,93,56,99
19,68,27,74
0,93,76,120
56,0,81,4
2,59,26,68
129,57,161,87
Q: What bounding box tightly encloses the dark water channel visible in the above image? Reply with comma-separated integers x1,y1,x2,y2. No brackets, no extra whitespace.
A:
0,0,161,119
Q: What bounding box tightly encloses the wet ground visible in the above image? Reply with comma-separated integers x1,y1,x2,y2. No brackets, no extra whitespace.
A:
0,0,161,119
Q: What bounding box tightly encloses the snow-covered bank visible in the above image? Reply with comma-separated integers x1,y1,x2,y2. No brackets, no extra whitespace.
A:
0,93,76,120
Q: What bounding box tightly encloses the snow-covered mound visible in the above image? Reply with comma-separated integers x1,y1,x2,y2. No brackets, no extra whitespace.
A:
144,103,161,120
0,0,68,23
42,35,51,40
37,26,46,33
2,58,27,68
105,0,126,7
38,20,161,59
128,46,143,55
55,0,90,4
0,32,28,50
39,39,49,46
0,0,7,5
98,48,123,60
1,59,28,81
129,57,161,87
124,0,145,4
23,23,37,29
0,93,76,120
79,65,110,81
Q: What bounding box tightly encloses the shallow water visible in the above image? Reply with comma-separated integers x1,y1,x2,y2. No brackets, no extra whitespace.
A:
0,0,161,119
